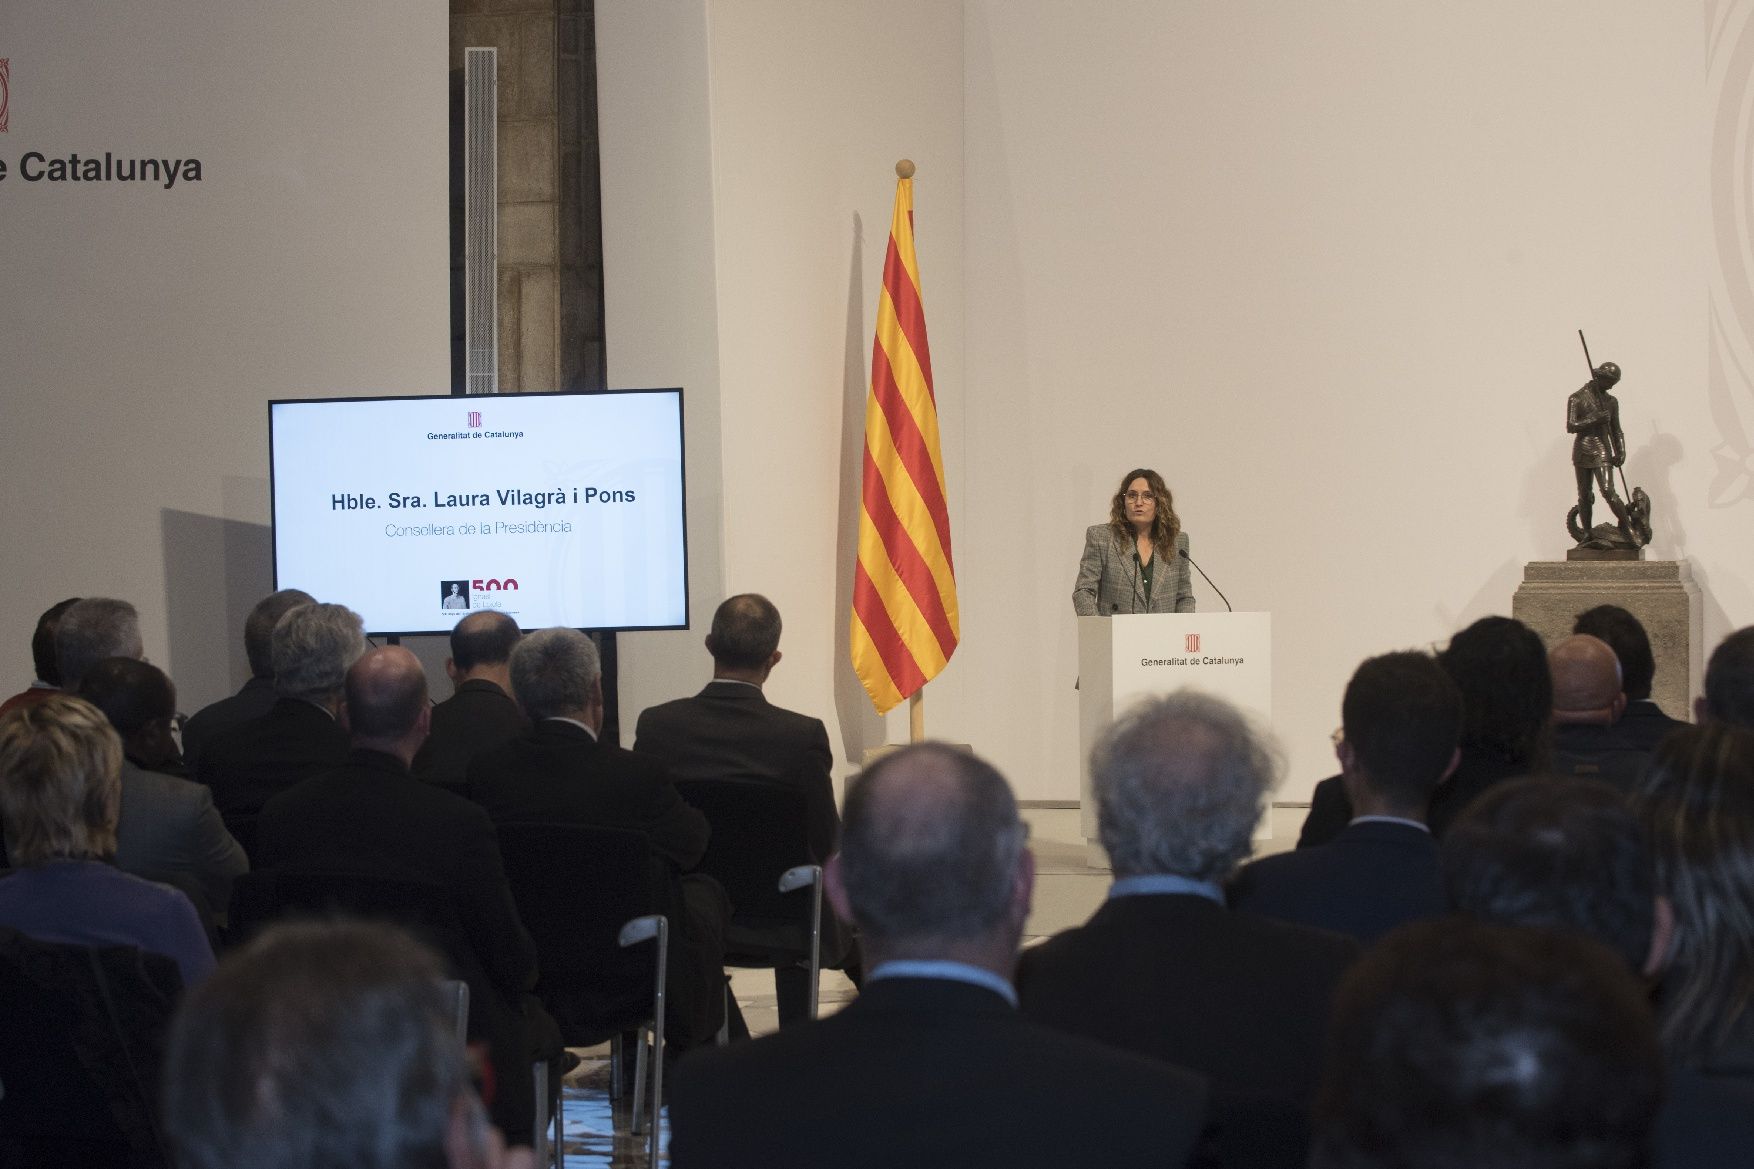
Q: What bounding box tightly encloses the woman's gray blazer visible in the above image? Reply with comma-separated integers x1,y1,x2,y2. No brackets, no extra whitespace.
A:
1072,525,1194,615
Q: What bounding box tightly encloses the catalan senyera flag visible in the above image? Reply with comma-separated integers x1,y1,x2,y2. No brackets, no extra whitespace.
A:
850,169,960,714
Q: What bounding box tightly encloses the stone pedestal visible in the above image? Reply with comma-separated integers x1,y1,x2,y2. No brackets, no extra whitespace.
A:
1511,560,1703,718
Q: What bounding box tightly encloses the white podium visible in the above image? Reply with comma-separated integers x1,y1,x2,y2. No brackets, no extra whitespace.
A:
1077,613,1273,859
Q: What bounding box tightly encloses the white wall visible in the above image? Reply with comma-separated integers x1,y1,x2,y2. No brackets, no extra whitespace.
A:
599,0,964,769
604,1,1754,804
0,2,449,709
960,1,1727,798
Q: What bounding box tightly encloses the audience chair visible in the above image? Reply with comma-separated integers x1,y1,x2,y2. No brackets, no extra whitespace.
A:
618,915,669,1164
227,869,552,1155
672,778,826,1021
0,927,183,1169
493,822,675,1141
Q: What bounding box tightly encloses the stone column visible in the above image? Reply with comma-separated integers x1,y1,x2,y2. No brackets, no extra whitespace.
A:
452,0,560,394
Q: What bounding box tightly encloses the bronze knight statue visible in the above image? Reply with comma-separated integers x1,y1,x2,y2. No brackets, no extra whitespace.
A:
1566,339,1651,550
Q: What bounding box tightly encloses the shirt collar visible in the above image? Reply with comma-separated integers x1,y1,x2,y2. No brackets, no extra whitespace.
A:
1348,814,1430,833
1108,873,1226,905
547,716,598,741
867,960,1018,1008
708,678,764,692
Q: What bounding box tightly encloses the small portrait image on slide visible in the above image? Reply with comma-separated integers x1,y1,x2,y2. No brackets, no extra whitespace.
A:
440,580,471,611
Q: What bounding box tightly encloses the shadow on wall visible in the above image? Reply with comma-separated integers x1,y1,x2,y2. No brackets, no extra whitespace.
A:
834,211,886,764
160,508,272,710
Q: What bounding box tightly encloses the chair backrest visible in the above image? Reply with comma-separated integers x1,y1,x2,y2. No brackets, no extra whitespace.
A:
0,927,182,1169
673,778,813,927
493,821,668,1038
228,868,496,1030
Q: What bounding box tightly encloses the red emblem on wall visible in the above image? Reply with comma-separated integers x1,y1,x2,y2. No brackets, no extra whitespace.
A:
467,410,482,428
1,60,11,134
1185,633,1200,653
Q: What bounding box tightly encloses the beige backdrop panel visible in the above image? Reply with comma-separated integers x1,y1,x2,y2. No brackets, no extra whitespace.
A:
0,2,449,709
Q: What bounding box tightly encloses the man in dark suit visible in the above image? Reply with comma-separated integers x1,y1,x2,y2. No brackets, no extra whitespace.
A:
466,627,731,1050
633,593,856,1023
413,610,528,792
54,597,145,692
1018,692,1358,1164
670,742,1209,1169
196,602,363,830
1698,625,1754,729
1298,616,1552,847
181,588,314,768
1229,651,1458,943
254,645,549,1150
78,657,247,923
1441,777,1754,1169
1547,633,1651,791
1574,604,1688,751
0,597,80,716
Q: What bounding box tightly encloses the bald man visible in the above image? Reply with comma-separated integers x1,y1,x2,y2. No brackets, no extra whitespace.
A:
1548,634,1650,792
254,646,548,1148
671,744,1208,1169
413,610,529,792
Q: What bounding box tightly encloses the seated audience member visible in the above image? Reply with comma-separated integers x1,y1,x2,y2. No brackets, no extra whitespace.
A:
181,588,315,767
78,657,248,920
0,597,81,715
1443,777,1667,973
55,596,146,692
0,694,213,988
670,743,1208,1169
162,919,535,1169
1310,919,1661,1169
254,646,550,1148
1639,723,1754,1080
633,593,860,1024
467,627,733,1050
1573,604,1688,750
413,610,528,792
1697,625,1754,728
1229,651,1458,942
1018,692,1358,1127
1300,615,1551,846
1547,633,1651,790
196,601,363,826
1443,775,1754,1169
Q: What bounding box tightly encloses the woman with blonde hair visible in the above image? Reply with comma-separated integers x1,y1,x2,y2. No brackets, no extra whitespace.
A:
0,693,213,987
1638,721,1754,1074
1072,468,1193,616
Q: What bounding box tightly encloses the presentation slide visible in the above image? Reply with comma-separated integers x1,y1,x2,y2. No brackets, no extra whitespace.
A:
270,390,688,634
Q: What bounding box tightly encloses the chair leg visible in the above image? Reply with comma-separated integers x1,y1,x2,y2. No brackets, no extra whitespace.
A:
630,1025,650,1136
553,1077,566,1169
533,1061,549,1168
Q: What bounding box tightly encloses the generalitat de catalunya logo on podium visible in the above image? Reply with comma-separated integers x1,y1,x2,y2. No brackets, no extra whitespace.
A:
1,59,11,134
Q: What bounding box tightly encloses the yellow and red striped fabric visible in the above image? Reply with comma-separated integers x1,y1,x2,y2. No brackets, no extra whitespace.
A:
850,173,959,714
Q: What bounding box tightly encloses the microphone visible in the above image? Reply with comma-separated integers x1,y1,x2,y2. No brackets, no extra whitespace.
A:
1180,548,1233,612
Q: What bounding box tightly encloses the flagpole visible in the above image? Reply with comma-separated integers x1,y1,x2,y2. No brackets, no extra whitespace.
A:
902,156,922,745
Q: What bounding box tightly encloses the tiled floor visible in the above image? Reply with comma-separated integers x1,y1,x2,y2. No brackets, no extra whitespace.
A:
545,804,1306,1165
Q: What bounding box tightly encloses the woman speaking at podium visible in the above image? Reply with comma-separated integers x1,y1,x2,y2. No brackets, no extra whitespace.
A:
1072,468,1194,615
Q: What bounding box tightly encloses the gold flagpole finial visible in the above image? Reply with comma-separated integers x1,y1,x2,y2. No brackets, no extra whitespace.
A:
895,159,916,179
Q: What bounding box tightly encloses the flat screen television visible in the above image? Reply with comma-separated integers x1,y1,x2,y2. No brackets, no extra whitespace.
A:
269,389,688,635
